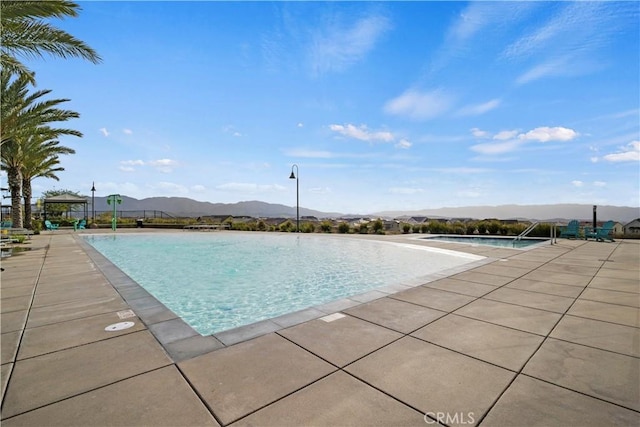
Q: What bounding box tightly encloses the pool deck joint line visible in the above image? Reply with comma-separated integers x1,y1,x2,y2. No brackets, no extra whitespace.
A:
1,229,638,426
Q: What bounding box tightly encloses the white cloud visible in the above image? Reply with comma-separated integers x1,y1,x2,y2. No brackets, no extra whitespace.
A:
384,89,454,120
469,126,579,157
99,128,109,137
148,158,178,173
389,187,424,195
470,128,489,138
519,127,578,142
456,98,501,116
395,139,412,149
121,160,145,166
515,57,573,85
216,183,287,193
603,141,640,162
572,180,584,187
593,181,606,187
191,185,206,192
123,128,133,135
309,14,391,75
297,122,304,128
493,130,519,141
118,159,178,173
329,124,394,142
471,140,524,155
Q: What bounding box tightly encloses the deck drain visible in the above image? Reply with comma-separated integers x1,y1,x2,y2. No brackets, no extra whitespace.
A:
105,321,135,332
320,313,346,322
117,309,136,319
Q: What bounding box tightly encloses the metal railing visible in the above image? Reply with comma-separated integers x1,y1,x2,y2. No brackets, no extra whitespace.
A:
513,221,539,242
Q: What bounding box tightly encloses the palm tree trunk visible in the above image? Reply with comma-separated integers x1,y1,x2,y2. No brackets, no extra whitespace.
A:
22,177,32,229
8,167,23,228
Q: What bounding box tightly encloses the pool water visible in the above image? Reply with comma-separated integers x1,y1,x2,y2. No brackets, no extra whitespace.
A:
84,233,483,335
421,235,548,248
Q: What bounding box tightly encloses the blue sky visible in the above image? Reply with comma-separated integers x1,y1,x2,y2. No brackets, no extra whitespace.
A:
9,1,640,214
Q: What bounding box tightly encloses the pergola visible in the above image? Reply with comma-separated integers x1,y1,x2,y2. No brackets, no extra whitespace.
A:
43,194,89,220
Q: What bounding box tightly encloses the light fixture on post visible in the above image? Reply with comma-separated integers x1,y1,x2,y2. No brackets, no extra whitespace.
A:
91,182,96,225
289,164,299,232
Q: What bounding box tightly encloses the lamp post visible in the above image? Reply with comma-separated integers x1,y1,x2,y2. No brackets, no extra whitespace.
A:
593,205,597,229
91,182,96,225
289,164,299,232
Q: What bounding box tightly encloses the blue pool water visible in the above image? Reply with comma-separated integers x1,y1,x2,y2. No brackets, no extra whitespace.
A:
84,233,482,335
421,235,548,248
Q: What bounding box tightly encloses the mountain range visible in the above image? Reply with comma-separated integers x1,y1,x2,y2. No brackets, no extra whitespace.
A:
92,196,640,223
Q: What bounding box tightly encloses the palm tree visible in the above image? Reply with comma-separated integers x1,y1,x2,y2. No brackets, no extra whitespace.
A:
21,137,75,229
1,71,81,227
0,0,101,84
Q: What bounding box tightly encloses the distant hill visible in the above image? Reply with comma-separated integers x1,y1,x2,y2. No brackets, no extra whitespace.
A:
93,196,639,223
93,196,341,219
375,204,640,224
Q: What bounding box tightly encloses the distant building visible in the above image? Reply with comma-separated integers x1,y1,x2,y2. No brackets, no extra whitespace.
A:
624,219,640,236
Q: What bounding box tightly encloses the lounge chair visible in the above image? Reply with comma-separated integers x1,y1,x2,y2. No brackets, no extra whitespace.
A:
74,219,86,231
584,220,615,242
44,220,59,230
558,220,581,239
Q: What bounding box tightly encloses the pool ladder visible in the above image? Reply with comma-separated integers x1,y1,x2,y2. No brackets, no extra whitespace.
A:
512,222,539,246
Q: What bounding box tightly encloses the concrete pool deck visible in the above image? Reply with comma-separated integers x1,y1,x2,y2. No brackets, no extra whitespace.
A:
1,230,638,426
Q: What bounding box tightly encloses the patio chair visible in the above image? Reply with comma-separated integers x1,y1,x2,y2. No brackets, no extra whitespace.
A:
44,220,59,230
558,219,581,239
584,220,615,242
74,219,86,231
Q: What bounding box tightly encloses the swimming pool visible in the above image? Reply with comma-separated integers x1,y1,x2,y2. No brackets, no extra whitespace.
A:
84,233,483,335
421,235,549,248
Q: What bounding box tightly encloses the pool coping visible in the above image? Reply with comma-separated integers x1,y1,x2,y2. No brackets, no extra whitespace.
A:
75,232,500,362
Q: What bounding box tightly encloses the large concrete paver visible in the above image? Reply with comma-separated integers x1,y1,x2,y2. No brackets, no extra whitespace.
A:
1,366,218,427
17,311,146,360
411,314,544,371
578,288,640,308
390,286,476,312
0,310,28,334
343,297,446,334
25,295,129,329
588,276,640,293
278,314,403,367
523,338,640,411
483,287,575,313
423,277,498,297
448,271,514,286
505,278,584,298
345,336,515,427
232,371,424,426
178,333,336,425
482,374,640,426
550,315,640,357
567,299,640,328
454,298,562,336
521,270,592,287
1,330,172,418
1,331,20,365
